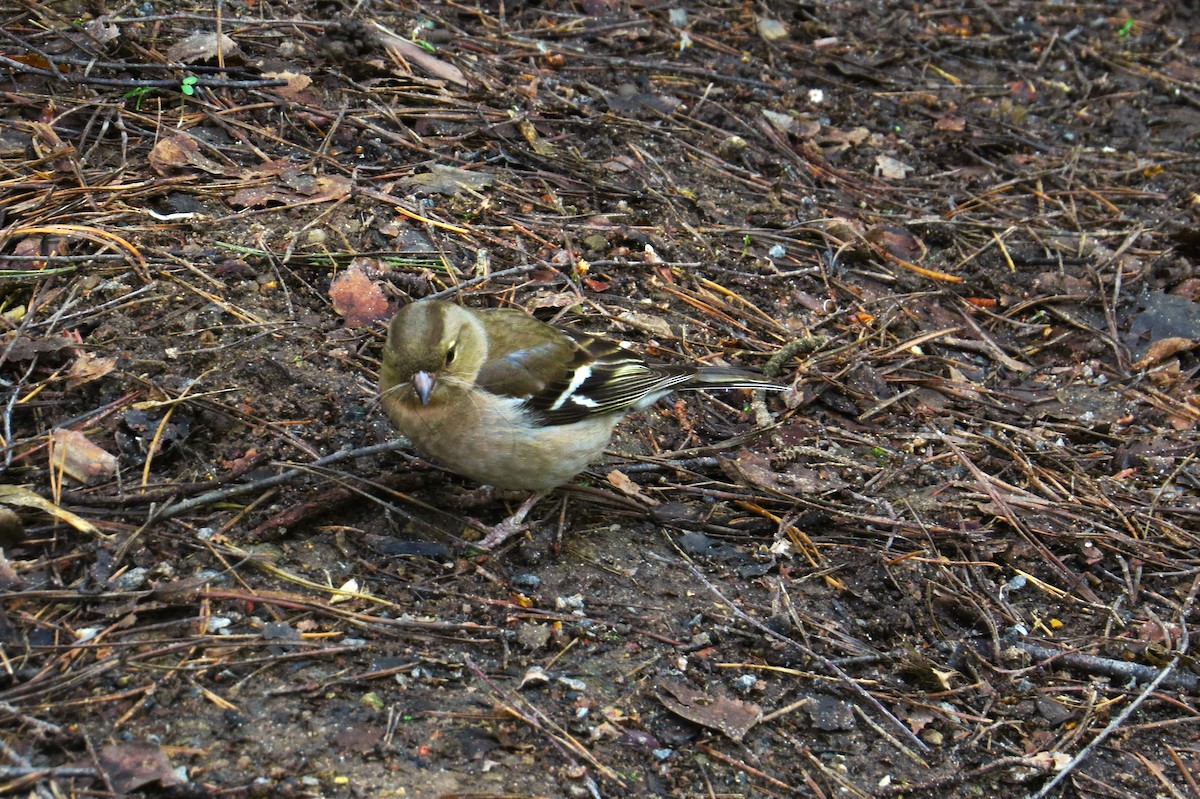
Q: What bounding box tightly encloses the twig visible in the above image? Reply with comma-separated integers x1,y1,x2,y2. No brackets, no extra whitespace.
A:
654,552,930,754
1028,574,1199,799
0,54,287,89
463,656,616,797
113,441,413,563
1008,638,1198,693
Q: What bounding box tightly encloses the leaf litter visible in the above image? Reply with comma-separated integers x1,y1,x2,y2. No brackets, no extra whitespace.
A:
1,1,1198,797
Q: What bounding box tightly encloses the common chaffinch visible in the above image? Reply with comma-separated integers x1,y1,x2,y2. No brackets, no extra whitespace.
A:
379,299,784,547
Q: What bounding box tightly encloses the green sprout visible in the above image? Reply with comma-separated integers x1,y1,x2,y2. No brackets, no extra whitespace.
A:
741,234,752,257
123,86,154,110
1117,18,1134,37
180,75,199,96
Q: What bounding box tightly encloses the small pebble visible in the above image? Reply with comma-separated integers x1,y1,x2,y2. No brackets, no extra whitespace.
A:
512,573,541,589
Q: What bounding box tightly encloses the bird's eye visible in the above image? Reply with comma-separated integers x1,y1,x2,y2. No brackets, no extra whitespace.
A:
445,342,457,365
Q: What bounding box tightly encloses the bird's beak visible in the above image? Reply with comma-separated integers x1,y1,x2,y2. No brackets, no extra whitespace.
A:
413,370,435,406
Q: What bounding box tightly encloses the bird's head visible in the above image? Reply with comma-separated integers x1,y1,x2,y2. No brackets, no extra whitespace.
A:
380,300,487,407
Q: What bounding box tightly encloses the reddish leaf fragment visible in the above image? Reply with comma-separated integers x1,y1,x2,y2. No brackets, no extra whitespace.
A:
658,682,762,741
149,135,232,176
866,225,927,262
934,115,967,132
94,744,183,793
606,469,658,506
50,428,119,484
330,261,391,328
1134,336,1197,369
1008,79,1037,103
262,71,313,101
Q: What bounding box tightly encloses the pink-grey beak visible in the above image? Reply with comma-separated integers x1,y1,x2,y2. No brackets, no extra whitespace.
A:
413,370,435,406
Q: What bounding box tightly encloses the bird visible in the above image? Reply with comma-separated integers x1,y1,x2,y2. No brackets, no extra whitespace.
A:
379,299,785,548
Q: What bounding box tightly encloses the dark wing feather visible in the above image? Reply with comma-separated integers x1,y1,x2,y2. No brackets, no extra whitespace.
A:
524,336,696,425
474,308,783,428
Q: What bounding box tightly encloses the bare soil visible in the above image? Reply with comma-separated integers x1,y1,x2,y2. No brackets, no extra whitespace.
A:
2,1,1199,798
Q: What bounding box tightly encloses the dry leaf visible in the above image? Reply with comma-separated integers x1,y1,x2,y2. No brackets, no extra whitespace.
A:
401,164,494,195
865,225,927,262
167,31,241,64
149,135,233,176
0,484,100,535
85,20,120,45
67,352,117,386
762,109,795,133
614,310,673,339
93,744,183,793
373,24,467,86
262,71,312,101
330,261,391,328
756,15,789,42
50,428,119,484
1133,336,1197,369
935,115,967,132
229,164,352,208
658,682,762,741
0,506,24,547
606,469,659,506
875,154,913,180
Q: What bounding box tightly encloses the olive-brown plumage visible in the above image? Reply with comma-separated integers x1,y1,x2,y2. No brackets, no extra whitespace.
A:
379,300,783,545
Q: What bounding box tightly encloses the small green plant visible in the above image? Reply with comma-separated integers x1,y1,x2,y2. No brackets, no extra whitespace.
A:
1117,18,1135,37
123,85,154,110
741,234,752,257
180,75,199,96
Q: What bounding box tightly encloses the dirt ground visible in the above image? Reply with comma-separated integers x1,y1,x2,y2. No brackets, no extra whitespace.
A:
2,1,1199,797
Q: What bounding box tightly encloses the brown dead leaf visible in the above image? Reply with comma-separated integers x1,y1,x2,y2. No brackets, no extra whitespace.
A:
166,31,241,64
229,164,352,209
819,125,870,146
50,428,119,484
67,352,117,386
262,71,313,101
819,216,867,244
0,506,24,548
373,24,467,86
658,682,762,741
721,452,842,496
1007,79,1037,103
330,260,391,328
606,469,659,506
149,135,234,176
0,333,75,361
401,164,494,195
94,744,183,793
901,707,937,735
614,310,673,339
935,114,967,132
1134,336,1197,369
85,19,120,45
866,225,927,262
